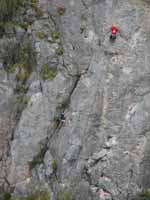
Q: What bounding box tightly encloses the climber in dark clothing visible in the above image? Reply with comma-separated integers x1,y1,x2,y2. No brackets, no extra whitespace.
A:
60,112,65,123
110,25,119,42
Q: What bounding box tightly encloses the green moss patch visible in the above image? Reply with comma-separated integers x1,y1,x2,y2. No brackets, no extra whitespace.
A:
55,47,64,56
7,40,36,83
0,0,23,23
51,31,60,40
29,147,46,169
10,191,51,200
1,192,12,200
58,189,73,200
15,84,28,94
36,31,47,40
40,64,57,81
136,190,150,200
52,160,58,172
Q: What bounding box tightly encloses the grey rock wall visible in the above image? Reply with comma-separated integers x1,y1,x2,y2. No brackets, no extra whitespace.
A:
0,0,150,199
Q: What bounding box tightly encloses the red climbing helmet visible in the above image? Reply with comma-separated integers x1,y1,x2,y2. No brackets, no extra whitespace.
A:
111,25,119,35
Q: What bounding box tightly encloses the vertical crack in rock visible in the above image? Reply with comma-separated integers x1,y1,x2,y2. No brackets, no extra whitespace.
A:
1,0,150,199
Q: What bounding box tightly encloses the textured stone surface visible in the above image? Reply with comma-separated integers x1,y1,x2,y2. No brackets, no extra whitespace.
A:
0,0,150,199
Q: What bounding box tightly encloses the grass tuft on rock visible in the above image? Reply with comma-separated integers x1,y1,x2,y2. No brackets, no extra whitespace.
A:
134,189,150,200
15,84,28,94
52,160,58,172
36,31,47,40
10,191,51,200
40,64,57,81
7,40,36,83
58,189,73,200
55,47,64,56
0,0,23,22
29,147,46,169
1,192,12,200
51,31,60,40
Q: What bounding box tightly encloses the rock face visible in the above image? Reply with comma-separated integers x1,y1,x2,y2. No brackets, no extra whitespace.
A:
0,0,150,199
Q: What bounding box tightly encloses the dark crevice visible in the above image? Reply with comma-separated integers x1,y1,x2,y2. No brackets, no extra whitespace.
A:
62,58,90,78
49,74,81,137
91,156,107,167
81,166,92,185
28,74,82,175
81,0,89,9
28,144,47,170
104,50,119,57
69,75,81,97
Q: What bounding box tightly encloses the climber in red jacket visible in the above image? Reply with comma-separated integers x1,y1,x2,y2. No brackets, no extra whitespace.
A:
110,25,119,41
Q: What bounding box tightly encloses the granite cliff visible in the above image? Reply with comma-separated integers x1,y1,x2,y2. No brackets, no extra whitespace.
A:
0,0,150,199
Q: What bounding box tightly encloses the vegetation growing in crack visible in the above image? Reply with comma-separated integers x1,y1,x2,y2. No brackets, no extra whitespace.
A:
58,189,73,200
0,0,23,23
0,0,43,37
29,146,47,169
29,0,43,17
11,95,30,122
1,192,12,200
56,47,64,56
17,41,36,80
8,40,35,124
15,84,28,94
9,191,51,200
135,189,150,200
0,0,25,37
7,40,36,83
36,31,47,40
52,160,58,173
40,64,57,81
51,31,60,41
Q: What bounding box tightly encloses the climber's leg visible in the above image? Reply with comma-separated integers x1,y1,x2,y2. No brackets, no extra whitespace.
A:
110,34,116,42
